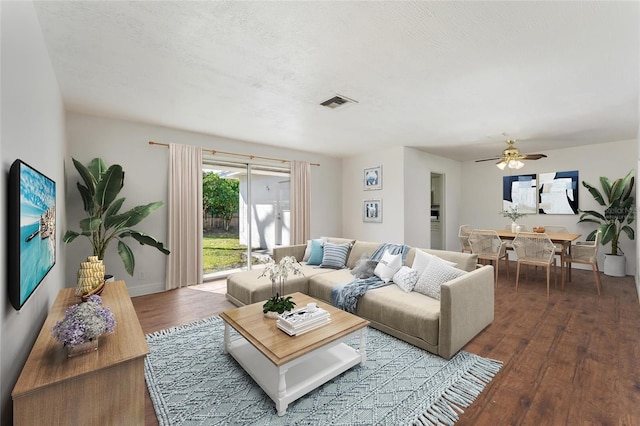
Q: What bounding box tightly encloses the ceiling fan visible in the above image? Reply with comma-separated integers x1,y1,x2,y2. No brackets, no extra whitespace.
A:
475,140,547,170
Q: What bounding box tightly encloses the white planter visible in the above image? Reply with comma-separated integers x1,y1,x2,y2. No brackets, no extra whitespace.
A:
511,222,518,233
603,254,626,277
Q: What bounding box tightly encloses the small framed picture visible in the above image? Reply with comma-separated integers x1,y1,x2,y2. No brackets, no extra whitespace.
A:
364,166,382,190
363,199,382,223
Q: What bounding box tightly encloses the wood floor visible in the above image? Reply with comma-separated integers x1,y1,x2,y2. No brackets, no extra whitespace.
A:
132,265,640,425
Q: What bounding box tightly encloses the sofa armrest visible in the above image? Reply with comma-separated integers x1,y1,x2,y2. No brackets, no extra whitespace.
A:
438,265,494,359
273,244,307,262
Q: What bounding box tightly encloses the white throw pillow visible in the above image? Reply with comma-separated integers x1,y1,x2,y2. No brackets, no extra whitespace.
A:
411,250,433,276
374,250,403,283
414,256,467,300
393,266,419,292
411,250,456,276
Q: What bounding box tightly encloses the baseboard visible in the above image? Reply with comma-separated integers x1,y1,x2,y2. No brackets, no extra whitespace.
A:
125,281,165,297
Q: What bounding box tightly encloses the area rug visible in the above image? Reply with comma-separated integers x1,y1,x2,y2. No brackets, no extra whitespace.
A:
144,317,502,426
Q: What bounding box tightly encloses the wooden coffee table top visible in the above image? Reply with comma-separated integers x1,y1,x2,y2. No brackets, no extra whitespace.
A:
220,292,369,366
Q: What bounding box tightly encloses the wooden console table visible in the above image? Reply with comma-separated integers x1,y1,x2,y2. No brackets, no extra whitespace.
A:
12,281,149,425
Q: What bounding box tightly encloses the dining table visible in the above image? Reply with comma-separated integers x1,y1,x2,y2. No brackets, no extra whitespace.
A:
493,229,581,289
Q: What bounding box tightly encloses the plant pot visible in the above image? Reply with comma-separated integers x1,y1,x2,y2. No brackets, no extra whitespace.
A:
511,222,518,233
66,338,99,357
603,254,626,277
264,311,279,319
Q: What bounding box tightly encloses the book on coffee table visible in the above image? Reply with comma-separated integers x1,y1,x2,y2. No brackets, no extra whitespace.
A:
276,305,331,336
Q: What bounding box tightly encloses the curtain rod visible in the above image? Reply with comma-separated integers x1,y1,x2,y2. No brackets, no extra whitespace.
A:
148,141,320,167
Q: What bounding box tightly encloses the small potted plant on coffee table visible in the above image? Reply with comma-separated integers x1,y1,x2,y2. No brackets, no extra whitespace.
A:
259,256,303,318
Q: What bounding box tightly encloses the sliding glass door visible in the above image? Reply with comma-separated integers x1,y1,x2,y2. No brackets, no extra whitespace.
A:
202,160,290,278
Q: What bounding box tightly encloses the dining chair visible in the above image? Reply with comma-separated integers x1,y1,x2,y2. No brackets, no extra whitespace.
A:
512,232,557,298
458,225,473,253
468,229,509,285
541,225,571,277
502,224,527,251
564,230,602,295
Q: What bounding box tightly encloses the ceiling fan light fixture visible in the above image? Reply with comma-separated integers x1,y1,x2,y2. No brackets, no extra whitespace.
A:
508,159,525,169
496,158,525,170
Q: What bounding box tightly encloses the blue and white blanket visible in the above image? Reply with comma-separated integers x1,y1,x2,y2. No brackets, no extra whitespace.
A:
331,243,411,313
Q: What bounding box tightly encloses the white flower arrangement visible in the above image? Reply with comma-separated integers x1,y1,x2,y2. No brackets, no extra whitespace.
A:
259,256,304,314
259,255,303,283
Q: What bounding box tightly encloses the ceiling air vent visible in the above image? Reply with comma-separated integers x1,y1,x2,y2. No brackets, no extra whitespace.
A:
320,94,357,110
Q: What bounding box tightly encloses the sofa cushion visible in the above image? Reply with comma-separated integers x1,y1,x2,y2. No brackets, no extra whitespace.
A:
346,241,384,269
392,266,419,292
320,242,351,269
357,285,441,347
405,248,478,272
227,264,335,306
307,269,355,303
411,249,456,276
414,256,467,300
306,239,325,265
374,250,403,282
351,256,379,279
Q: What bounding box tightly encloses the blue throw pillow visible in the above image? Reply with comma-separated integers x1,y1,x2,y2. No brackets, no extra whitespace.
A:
320,242,351,269
306,239,324,265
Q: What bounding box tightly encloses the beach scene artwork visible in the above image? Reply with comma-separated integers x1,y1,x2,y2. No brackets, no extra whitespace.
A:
19,162,56,306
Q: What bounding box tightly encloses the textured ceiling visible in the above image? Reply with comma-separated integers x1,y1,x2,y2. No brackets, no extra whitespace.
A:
34,1,639,161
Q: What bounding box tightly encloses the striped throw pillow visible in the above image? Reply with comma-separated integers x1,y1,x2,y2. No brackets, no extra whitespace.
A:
320,242,351,269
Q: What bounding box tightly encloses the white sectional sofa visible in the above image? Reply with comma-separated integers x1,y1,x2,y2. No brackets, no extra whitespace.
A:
226,238,495,359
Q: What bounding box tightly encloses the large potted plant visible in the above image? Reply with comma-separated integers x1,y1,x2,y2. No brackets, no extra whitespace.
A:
64,158,170,276
578,169,635,277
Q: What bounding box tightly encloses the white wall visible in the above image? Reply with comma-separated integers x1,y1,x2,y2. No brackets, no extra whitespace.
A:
461,139,637,275
342,147,406,243
65,112,343,295
412,150,464,251
1,2,67,423
341,146,463,250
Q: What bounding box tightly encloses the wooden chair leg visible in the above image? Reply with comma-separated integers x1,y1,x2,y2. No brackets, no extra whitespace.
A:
563,260,571,290
504,256,510,280
592,262,602,295
515,262,521,292
546,265,550,299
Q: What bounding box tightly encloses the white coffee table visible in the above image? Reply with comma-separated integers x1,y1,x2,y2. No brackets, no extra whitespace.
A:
220,292,369,416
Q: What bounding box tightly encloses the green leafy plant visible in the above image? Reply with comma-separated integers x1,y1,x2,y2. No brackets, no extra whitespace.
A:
262,295,296,314
501,206,526,222
64,158,170,275
202,172,239,231
578,169,635,255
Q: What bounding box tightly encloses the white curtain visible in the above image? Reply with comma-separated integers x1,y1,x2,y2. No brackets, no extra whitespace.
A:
290,160,311,245
166,143,203,290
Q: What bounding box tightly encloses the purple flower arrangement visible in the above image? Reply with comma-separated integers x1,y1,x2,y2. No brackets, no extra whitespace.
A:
52,295,116,347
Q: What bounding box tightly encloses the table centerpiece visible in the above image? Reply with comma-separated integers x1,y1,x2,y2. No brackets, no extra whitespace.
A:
501,206,526,232
52,294,117,357
259,256,303,317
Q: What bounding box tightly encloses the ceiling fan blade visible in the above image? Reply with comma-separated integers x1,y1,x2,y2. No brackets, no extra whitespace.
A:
521,154,547,160
475,156,502,162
